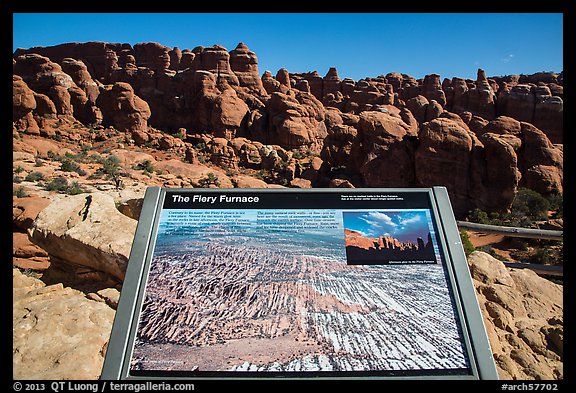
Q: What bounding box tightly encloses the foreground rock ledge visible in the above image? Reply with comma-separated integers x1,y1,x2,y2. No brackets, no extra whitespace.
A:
467,251,563,380
28,192,137,280
13,269,115,379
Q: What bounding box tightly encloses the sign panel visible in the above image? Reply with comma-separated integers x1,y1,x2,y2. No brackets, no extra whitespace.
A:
102,187,498,380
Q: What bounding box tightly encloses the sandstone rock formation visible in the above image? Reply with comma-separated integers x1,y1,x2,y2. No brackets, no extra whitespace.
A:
29,193,138,280
13,268,115,379
12,41,563,213
229,42,266,95
13,75,39,134
467,252,563,380
13,53,78,117
415,117,480,213
96,82,151,133
350,110,416,188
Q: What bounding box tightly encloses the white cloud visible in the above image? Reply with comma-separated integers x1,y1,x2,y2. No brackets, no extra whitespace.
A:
359,212,397,228
399,215,421,225
501,54,515,63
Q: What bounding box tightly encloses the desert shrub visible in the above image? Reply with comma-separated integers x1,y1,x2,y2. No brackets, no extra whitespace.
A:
13,186,29,198
511,188,550,221
468,188,555,227
44,176,87,195
460,230,476,256
44,176,70,192
547,192,563,218
101,155,121,176
529,247,551,264
60,159,87,176
292,151,305,160
134,160,154,174
198,173,221,187
25,171,44,182
467,208,493,225
66,181,86,195
476,245,505,261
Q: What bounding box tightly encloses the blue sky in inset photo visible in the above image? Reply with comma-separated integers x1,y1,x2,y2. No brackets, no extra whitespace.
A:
343,210,431,243
12,13,563,81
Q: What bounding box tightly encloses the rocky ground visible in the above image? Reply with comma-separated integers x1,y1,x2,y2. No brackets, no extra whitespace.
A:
12,40,563,380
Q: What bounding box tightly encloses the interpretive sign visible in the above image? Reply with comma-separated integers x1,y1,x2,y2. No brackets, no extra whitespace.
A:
101,187,498,380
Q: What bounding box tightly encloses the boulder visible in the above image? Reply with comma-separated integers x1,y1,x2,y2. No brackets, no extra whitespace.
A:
153,159,234,188
13,268,115,379
13,75,39,134
13,232,50,271
96,82,151,133
13,53,77,117
264,91,327,151
211,85,250,139
415,118,476,214
350,111,415,188
467,251,563,380
168,47,182,71
13,196,51,231
482,116,521,136
478,132,521,211
33,92,57,122
61,58,100,104
534,95,563,144
449,77,469,113
28,193,138,280
322,67,342,103
467,68,496,119
421,73,446,107
133,42,171,71
233,174,269,188
229,42,266,94
498,84,535,124
519,122,563,194
197,44,239,86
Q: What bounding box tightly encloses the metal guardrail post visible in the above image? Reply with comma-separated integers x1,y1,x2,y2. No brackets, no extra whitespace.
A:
456,221,563,277
456,221,563,240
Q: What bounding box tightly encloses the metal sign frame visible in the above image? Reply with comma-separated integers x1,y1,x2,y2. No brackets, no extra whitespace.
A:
101,186,498,380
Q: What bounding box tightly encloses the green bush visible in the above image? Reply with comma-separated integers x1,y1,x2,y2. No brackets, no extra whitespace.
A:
467,188,557,227
13,186,29,198
60,159,87,176
529,247,551,264
134,160,154,174
547,193,563,218
44,176,86,194
467,208,493,225
198,173,221,187
459,231,476,256
66,181,86,195
44,176,70,192
511,188,550,221
25,171,45,182
101,155,121,176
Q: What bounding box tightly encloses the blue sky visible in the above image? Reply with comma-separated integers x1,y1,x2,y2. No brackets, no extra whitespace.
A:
13,13,563,81
343,210,431,243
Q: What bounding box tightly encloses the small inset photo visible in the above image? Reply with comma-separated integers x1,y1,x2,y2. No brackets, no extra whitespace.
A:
342,210,438,265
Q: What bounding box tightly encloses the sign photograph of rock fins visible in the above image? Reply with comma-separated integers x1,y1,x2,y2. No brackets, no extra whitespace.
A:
101,186,499,380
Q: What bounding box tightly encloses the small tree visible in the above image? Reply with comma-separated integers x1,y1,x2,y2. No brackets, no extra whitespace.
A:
459,230,476,256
